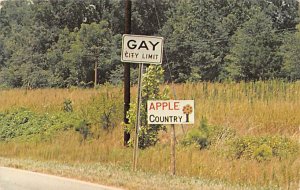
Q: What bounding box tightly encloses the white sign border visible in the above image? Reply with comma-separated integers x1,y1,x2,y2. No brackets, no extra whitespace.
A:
121,34,164,64
147,100,195,125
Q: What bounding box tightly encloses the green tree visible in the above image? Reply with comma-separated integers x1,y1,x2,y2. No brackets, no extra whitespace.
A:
0,24,50,87
161,0,252,82
281,24,300,80
0,36,5,68
47,22,119,87
1,0,299,87
131,0,172,35
62,21,114,86
46,28,77,87
33,0,90,31
253,0,299,30
160,2,193,82
0,0,54,88
225,8,282,81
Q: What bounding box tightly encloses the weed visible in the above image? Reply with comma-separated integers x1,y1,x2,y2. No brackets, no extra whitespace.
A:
228,136,299,161
0,82,299,189
63,98,73,112
126,65,169,149
182,118,235,149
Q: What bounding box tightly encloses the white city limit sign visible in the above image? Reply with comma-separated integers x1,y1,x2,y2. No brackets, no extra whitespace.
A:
147,100,194,125
121,34,164,64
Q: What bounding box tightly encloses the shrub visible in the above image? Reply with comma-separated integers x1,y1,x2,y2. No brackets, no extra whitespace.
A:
0,108,86,142
82,85,123,131
253,144,273,162
98,93,119,130
228,136,299,161
75,120,91,141
182,118,235,149
63,98,73,112
126,65,169,149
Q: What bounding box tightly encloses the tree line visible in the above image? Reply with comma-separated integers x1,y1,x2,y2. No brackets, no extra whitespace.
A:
0,0,300,88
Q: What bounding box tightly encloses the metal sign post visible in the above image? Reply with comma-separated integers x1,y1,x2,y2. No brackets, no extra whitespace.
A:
133,63,143,171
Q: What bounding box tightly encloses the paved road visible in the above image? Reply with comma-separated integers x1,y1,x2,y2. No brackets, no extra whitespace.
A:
0,167,121,190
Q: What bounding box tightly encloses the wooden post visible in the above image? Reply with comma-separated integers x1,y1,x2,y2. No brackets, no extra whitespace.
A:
171,124,176,175
133,63,143,171
94,61,97,88
124,0,131,146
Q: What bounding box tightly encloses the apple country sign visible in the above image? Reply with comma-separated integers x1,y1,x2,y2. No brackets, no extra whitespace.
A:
147,100,194,125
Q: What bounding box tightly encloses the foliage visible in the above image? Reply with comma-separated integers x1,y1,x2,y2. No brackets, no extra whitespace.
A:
0,0,299,86
252,0,300,30
0,108,85,142
63,98,73,112
74,120,91,141
82,85,123,131
126,65,169,149
225,8,283,81
161,0,254,82
228,136,299,161
0,82,299,189
182,118,235,149
281,24,300,80
46,21,115,87
131,0,171,35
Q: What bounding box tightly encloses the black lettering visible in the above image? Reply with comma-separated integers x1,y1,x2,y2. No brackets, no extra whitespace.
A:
178,116,182,122
124,51,129,57
174,116,178,122
138,41,149,50
164,116,169,123
155,116,159,122
127,40,137,49
149,41,160,51
149,115,155,122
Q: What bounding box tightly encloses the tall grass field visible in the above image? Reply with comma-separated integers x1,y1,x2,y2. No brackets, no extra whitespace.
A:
0,81,299,189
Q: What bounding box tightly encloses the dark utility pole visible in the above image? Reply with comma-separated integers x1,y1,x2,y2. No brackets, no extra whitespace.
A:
124,0,131,146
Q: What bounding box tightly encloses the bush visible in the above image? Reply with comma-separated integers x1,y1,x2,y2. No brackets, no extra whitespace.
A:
228,136,299,161
63,98,73,112
82,85,123,131
253,144,273,162
182,118,235,149
0,108,86,142
126,65,169,149
75,120,91,141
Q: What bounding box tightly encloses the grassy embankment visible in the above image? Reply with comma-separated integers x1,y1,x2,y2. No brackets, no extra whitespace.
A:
0,81,299,189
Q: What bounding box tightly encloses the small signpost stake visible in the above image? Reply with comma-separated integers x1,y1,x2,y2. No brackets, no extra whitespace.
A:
171,124,176,175
133,63,144,171
94,62,97,88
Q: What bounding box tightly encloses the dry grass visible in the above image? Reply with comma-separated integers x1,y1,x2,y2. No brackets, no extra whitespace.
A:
0,81,300,189
0,86,122,113
172,81,300,137
0,129,298,189
0,157,236,190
